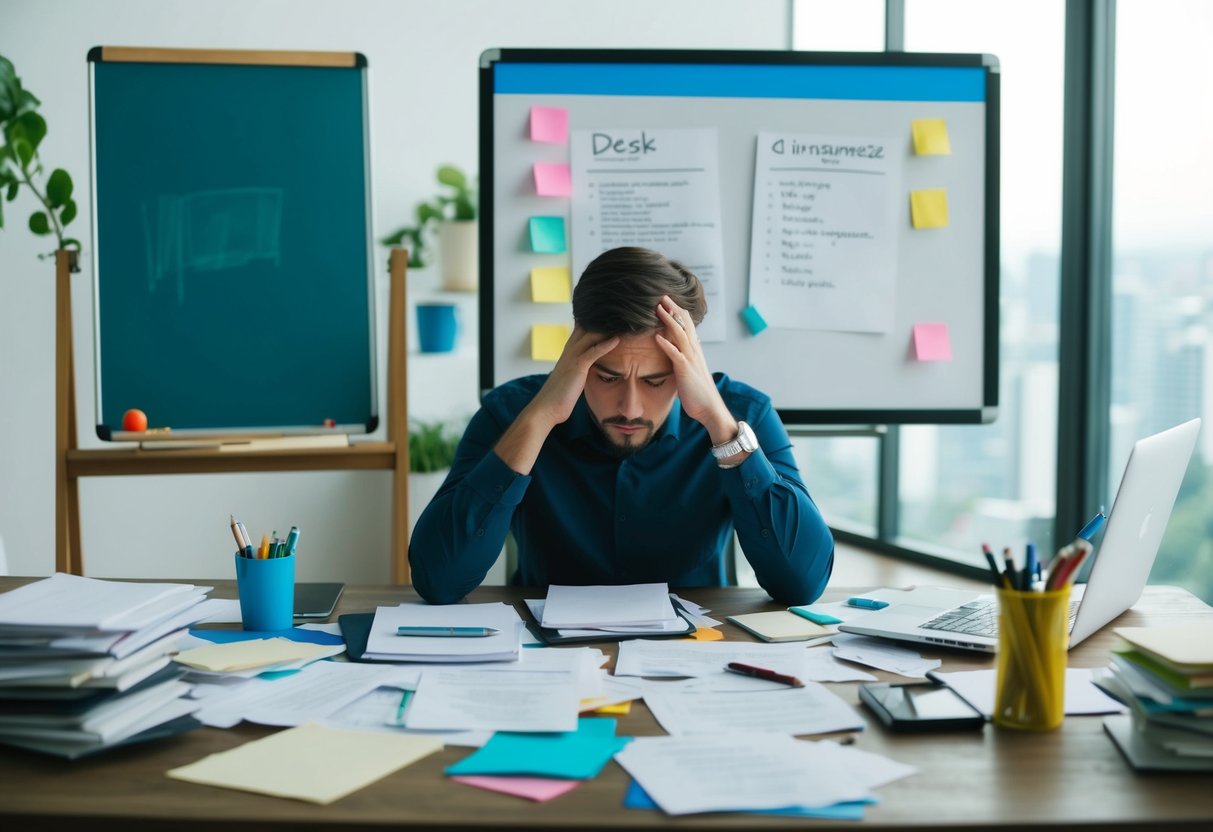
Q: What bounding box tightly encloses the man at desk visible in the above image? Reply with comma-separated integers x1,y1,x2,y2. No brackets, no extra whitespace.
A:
410,247,834,605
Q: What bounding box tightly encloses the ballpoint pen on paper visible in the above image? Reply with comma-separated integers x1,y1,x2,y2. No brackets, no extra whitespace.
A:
724,662,804,688
845,597,889,610
396,626,501,638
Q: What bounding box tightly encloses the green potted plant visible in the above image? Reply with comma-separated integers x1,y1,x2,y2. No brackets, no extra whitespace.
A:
382,164,478,292
0,53,79,256
406,418,463,532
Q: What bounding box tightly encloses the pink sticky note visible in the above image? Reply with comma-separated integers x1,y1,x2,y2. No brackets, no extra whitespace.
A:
913,323,953,361
450,775,582,802
534,162,572,197
530,106,569,143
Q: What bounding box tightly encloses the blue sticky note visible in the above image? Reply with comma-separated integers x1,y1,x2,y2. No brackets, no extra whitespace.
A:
446,717,629,779
188,627,344,646
740,305,768,335
529,216,567,254
623,779,871,819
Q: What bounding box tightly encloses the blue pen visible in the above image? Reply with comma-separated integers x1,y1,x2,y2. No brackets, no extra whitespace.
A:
1077,511,1106,541
284,526,300,557
1025,543,1038,588
845,597,889,611
396,626,500,638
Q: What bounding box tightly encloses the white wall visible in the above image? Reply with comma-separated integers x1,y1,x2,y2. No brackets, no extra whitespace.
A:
0,0,790,580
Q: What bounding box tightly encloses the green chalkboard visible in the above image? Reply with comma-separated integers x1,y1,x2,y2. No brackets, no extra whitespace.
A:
88,50,376,439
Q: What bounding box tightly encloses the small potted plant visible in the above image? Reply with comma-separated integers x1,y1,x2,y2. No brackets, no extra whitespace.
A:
382,164,478,292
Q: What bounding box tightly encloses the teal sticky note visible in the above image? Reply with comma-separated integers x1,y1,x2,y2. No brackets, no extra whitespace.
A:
741,305,768,335
446,717,629,779
529,216,567,254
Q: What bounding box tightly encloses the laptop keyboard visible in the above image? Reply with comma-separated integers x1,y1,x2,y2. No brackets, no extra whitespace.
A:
920,597,1080,638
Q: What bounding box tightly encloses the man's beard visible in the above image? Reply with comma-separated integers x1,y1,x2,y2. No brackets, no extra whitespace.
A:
594,415,658,458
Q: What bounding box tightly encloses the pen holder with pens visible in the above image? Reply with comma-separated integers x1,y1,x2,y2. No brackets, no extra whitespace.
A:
234,552,296,631
993,585,1069,731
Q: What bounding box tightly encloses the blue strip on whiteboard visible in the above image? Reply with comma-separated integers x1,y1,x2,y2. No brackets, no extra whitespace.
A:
495,63,985,102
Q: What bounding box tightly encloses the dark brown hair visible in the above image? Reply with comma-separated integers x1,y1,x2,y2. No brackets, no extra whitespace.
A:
572,247,707,336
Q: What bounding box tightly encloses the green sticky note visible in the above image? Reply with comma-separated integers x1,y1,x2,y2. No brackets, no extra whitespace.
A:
445,717,628,780
529,216,567,253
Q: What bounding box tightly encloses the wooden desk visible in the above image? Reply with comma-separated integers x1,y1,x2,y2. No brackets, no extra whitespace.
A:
2,580,1211,831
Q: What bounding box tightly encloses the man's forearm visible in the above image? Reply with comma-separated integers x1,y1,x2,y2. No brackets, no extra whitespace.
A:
493,402,559,476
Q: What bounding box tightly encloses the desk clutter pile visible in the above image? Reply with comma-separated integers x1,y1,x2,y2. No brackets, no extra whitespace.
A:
1096,623,1213,770
0,576,1127,816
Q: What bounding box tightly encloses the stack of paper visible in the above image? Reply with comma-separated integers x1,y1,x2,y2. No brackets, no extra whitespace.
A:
0,573,217,757
535,584,687,637
1097,624,1213,769
364,602,525,662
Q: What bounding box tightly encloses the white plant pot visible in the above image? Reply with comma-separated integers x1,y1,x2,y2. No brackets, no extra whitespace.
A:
438,220,478,292
408,469,450,535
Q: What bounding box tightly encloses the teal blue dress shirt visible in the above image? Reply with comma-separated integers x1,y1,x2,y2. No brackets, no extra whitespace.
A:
409,373,834,606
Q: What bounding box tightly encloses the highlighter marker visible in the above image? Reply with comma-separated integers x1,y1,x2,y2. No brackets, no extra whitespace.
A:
788,606,843,625
845,597,889,611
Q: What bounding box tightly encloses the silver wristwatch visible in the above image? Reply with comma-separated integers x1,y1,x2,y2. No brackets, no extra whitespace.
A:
711,420,758,466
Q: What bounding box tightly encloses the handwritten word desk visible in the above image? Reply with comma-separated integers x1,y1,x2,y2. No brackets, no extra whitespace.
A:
1,580,1211,831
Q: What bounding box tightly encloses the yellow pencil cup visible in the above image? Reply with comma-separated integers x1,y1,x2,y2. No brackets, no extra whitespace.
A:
993,585,1070,731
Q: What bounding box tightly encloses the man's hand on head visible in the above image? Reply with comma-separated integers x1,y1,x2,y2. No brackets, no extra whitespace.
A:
653,296,738,445
527,326,620,429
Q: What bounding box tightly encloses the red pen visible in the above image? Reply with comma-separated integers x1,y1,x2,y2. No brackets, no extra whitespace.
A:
724,662,804,688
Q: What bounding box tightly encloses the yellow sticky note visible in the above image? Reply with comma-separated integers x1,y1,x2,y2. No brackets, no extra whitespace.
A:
173,638,330,672
530,267,572,303
167,723,443,805
911,119,951,155
591,701,633,716
531,324,569,362
680,627,725,642
910,189,949,229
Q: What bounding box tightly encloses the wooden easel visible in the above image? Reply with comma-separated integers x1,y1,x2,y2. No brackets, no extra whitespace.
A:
55,248,413,583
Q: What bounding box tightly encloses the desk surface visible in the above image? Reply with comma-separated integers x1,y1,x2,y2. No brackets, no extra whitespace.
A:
1,580,1211,831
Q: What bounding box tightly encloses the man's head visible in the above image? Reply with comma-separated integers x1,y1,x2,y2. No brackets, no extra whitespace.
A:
571,248,708,456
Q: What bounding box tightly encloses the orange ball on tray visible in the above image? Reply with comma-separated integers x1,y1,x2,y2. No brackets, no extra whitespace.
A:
122,408,148,432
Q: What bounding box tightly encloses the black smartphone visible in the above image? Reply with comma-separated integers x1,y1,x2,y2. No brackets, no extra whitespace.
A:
292,582,345,619
858,682,985,732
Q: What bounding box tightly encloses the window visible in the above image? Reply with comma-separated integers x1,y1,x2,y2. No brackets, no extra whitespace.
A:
1112,0,1213,602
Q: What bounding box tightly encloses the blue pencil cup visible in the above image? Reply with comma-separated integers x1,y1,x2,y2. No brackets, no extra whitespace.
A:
416,303,458,353
234,553,296,631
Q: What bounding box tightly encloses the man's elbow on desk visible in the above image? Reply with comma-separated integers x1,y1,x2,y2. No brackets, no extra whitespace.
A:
759,540,835,607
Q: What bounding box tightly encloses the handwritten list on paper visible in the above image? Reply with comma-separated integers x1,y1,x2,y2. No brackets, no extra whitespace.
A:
569,128,726,342
747,132,901,333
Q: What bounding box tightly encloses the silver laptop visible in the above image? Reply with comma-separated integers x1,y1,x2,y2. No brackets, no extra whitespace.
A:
839,418,1201,653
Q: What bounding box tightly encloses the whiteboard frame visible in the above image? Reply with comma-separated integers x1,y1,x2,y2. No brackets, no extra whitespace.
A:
478,48,1000,425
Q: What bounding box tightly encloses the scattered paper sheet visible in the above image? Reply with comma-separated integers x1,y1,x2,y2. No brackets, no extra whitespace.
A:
530,106,569,144
452,774,581,802
614,639,809,679
167,723,442,805
931,668,1127,717
644,684,863,737
911,118,952,155
194,598,243,624
802,645,878,682
541,583,676,629
174,638,336,672
193,661,415,728
614,734,874,815
531,324,569,362
445,717,627,779
831,634,941,678
405,669,579,733
624,778,870,820
320,687,490,748
364,602,524,662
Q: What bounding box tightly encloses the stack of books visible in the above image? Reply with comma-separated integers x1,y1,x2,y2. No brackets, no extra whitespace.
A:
0,573,216,758
1097,622,1213,770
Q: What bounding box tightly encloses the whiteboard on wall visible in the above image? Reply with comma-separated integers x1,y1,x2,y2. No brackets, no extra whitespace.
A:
478,50,1000,424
